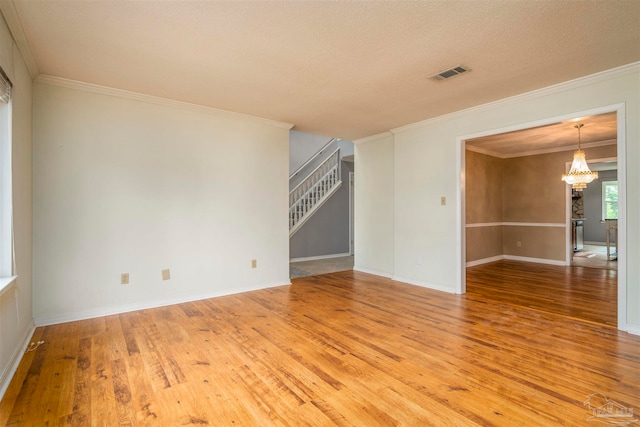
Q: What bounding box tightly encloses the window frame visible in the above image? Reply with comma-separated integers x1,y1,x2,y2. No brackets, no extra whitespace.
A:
601,180,619,220
0,67,15,296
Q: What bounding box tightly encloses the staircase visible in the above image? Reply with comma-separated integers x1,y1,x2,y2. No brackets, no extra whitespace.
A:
289,147,342,237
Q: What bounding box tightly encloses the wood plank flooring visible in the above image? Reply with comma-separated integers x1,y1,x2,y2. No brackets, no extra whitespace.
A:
466,259,618,327
1,264,638,426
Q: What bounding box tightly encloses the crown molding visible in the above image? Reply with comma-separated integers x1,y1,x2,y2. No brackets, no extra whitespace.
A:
35,74,295,130
0,0,39,78
501,139,617,159
353,131,394,146
464,144,503,158
391,62,640,136
466,138,617,159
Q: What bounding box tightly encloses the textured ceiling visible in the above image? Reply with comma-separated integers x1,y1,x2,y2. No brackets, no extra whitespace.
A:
7,0,640,140
466,112,618,158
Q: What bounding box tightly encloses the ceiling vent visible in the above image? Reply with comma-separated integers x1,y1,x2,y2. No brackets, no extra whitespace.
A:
429,65,470,81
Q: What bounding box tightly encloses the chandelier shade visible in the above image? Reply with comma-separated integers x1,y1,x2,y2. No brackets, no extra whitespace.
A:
561,124,598,191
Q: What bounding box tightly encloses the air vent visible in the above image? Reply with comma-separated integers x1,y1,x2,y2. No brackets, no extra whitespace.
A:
429,65,470,81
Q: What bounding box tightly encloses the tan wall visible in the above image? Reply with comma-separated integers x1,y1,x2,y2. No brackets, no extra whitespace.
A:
502,145,617,223
466,150,502,223
465,150,503,262
466,144,617,263
503,226,566,261
466,226,503,262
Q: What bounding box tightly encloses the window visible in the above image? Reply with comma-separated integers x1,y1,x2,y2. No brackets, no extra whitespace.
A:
0,66,13,294
602,180,618,220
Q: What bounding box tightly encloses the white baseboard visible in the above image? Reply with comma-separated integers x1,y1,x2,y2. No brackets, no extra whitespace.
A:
503,255,566,266
466,255,505,267
625,323,640,336
392,275,456,294
290,252,351,263
353,266,393,279
466,255,566,267
584,241,606,246
34,281,290,327
0,321,35,402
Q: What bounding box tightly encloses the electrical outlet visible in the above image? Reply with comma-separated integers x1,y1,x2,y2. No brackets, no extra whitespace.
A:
251,259,257,269
161,269,171,280
120,273,129,285
441,196,446,206
517,241,522,248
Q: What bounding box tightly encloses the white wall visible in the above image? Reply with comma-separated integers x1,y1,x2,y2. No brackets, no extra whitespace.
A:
353,133,394,277
583,169,617,243
0,16,34,398
33,81,291,324
289,129,332,173
355,64,640,333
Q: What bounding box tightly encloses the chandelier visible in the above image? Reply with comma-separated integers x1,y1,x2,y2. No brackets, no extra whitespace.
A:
561,123,598,191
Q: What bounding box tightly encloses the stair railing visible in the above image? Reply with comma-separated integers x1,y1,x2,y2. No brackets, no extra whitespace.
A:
289,138,338,181
289,148,341,235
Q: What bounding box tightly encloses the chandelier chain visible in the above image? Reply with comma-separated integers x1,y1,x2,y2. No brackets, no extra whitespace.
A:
575,123,584,150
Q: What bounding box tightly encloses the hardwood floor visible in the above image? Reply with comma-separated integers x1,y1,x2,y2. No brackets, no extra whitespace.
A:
1,265,638,426
466,259,618,327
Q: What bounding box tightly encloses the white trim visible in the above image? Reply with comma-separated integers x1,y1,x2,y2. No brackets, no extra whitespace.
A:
392,275,456,294
35,75,294,130
466,255,504,267
565,174,573,266
584,241,607,246
457,106,624,148
614,106,627,332
564,155,619,266
506,222,564,228
502,140,616,159
503,255,566,266
349,172,355,256
0,96,13,279
458,131,466,294
0,1,39,78
289,138,337,180
393,62,639,136
0,274,16,297
464,144,502,158
0,321,35,401
289,148,341,197
353,266,393,279
466,139,616,159
466,222,565,228
459,102,627,332
466,255,566,267
35,281,290,327
290,252,351,263
289,181,343,238
601,180,618,221
626,324,640,336
353,132,393,146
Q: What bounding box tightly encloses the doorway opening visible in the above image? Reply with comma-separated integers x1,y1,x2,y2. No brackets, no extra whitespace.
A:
569,158,618,271
459,105,626,330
